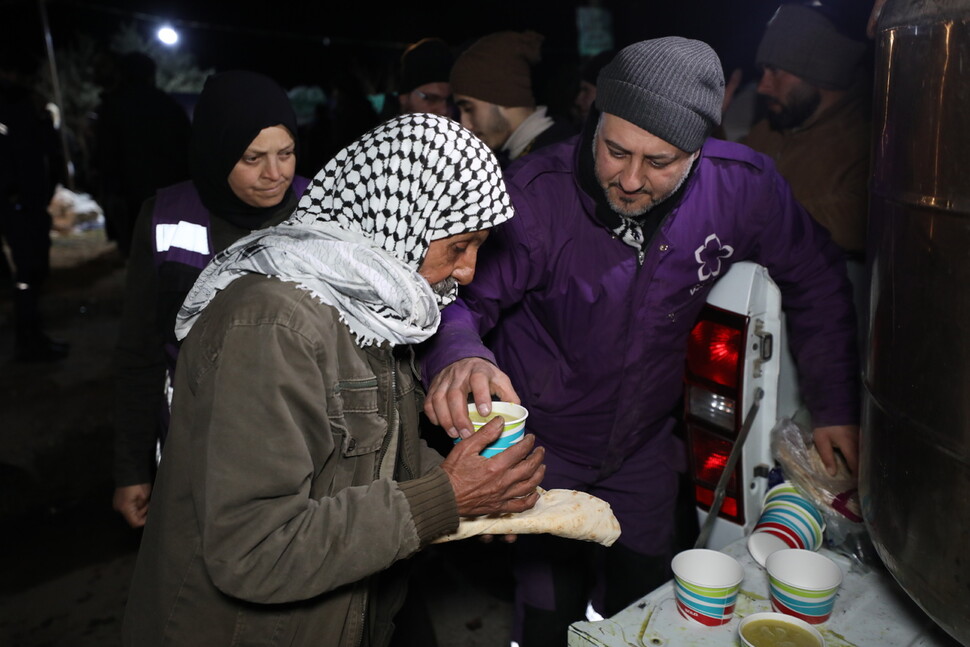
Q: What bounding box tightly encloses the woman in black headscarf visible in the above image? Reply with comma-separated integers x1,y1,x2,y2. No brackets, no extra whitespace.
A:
112,70,310,530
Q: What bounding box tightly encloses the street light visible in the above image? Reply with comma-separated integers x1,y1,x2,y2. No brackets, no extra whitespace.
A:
157,25,179,46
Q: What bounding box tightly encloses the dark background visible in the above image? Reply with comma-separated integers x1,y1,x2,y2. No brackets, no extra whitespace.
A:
6,0,799,90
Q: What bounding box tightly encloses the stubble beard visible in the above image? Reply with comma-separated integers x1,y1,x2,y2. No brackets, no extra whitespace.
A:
600,159,694,218
765,85,821,131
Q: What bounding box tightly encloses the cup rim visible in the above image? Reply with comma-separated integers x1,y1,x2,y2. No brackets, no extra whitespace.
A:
754,521,809,550
766,549,844,590
738,611,824,647
671,548,744,588
747,530,792,566
467,401,528,425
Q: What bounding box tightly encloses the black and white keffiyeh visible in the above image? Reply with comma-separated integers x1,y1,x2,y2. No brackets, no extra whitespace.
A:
175,113,513,347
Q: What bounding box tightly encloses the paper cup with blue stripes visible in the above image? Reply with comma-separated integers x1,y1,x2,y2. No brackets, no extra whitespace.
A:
671,549,744,626
766,549,843,624
458,402,528,458
748,483,826,566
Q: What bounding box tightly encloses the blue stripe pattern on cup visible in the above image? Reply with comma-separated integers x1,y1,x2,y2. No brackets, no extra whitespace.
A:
764,492,825,527
769,587,837,618
479,429,526,457
675,581,738,614
757,510,814,548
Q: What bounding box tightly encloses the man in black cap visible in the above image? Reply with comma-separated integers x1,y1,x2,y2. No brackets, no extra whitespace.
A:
741,2,871,255
396,37,454,117
419,36,861,645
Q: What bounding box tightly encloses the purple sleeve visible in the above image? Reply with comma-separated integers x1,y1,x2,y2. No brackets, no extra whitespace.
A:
417,187,545,389
417,300,498,389
753,170,861,427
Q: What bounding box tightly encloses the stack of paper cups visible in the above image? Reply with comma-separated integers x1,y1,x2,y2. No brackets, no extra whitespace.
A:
748,483,826,566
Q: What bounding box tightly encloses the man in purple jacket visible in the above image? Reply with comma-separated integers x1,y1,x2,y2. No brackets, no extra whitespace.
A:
418,37,860,646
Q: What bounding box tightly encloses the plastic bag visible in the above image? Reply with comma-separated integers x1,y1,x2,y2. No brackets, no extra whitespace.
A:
769,418,878,569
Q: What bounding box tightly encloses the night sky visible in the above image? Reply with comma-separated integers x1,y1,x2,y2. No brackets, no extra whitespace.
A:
5,0,792,90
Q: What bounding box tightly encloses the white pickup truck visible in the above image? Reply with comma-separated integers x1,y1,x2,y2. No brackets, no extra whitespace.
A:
566,262,962,647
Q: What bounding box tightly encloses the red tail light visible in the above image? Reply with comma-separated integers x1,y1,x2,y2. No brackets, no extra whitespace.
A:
687,317,744,389
685,305,748,525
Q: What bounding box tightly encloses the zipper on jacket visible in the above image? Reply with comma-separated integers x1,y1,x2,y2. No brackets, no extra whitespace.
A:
376,352,399,479
353,584,367,647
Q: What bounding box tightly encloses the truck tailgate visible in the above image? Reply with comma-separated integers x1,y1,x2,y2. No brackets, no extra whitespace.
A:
568,538,961,647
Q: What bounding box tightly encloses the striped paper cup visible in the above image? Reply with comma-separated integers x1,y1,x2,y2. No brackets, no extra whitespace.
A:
763,484,826,528
748,483,826,566
765,549,843,624
671,549,744,626
456,402,528,458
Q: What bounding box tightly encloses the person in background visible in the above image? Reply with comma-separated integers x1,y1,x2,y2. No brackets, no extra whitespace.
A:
449,30,576,167
396,37,454,117
0,51,68,362
111,70,311,529
741,2,871,256
418,37,860,646
121,112,546,647
94,52,191,259
572,48,614,125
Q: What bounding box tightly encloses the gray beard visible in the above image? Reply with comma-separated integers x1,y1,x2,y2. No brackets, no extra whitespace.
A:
604,160,694,218
429,276,458,309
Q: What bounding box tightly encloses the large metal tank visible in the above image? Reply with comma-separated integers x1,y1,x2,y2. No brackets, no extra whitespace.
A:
862,1,970,644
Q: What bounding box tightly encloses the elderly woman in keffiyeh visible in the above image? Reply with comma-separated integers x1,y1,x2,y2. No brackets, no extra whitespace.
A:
122,113,546,647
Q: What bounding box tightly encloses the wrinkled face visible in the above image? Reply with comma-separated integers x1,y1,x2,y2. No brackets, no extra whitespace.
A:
593,113,697,218
227,125,296,208
756,66,821,130
399,81,452,117
418,229,490,296
454,95,512,151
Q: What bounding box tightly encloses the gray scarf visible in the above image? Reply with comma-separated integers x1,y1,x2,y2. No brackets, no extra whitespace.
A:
176,113,513,347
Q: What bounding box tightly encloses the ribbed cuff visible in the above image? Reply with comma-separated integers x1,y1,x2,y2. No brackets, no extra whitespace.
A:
398,466,459,545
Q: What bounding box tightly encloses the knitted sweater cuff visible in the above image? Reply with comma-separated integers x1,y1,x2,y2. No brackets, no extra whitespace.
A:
398,466,459,545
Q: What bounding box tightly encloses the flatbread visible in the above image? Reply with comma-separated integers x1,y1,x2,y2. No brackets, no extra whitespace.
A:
433,488,621,547
776,438,861,520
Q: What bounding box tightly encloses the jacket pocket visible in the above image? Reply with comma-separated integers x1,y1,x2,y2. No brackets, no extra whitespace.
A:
330,377,387,456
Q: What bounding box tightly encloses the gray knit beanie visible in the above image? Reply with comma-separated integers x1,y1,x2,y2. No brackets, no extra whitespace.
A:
756,4,867,90
595,37,724,152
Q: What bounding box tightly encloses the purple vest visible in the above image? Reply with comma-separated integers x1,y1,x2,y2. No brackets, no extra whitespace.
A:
150,176,310,434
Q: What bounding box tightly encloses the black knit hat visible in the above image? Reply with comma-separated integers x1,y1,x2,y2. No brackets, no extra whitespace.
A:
756,4,867,90
595,37,724,152
399,38,453,94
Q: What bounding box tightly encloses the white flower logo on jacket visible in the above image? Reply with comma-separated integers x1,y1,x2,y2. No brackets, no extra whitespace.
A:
694,233,734,281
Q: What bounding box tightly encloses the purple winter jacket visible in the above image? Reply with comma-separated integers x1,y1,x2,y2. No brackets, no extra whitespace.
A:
418,135,860,473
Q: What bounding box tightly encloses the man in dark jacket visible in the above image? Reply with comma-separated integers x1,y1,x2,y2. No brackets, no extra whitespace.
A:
419,37,860,646
0,55,68,361
122,113,546,647
741,2,871,255
94,52,191,258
